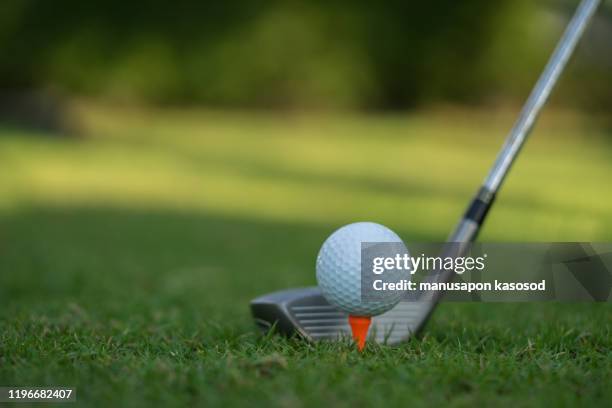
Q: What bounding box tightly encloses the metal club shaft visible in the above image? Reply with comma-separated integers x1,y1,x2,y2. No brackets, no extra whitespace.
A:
451,0,601,245
484,0,601,193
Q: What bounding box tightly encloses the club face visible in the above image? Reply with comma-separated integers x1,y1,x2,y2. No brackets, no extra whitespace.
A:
250,287,350,340
250,287,433,344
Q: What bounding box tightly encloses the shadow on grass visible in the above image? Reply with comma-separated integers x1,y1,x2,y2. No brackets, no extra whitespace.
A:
1,205,609,341
0,205,436,321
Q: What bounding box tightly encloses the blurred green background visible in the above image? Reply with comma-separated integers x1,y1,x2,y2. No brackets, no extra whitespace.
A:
1,0,612,110
1,1,611,406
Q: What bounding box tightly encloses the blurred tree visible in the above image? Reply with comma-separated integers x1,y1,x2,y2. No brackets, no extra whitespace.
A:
0,0,609,110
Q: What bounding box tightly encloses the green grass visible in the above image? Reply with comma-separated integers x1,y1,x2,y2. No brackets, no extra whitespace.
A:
0,104,611,407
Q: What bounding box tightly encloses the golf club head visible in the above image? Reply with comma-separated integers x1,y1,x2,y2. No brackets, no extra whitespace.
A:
250,287,433,344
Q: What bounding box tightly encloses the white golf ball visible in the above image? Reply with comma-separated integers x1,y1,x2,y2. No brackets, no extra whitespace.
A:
316,222,409,316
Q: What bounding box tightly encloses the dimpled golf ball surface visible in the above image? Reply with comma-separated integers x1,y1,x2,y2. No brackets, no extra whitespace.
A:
316,222,409,316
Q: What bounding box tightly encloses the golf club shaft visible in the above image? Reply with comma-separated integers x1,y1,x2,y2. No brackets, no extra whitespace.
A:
451,0,601,245
419,0,601,298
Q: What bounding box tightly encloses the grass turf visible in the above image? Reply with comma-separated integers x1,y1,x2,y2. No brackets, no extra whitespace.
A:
0,104,611,406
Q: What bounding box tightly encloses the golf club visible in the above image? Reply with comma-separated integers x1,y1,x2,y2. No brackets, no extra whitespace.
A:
251,0,601,344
